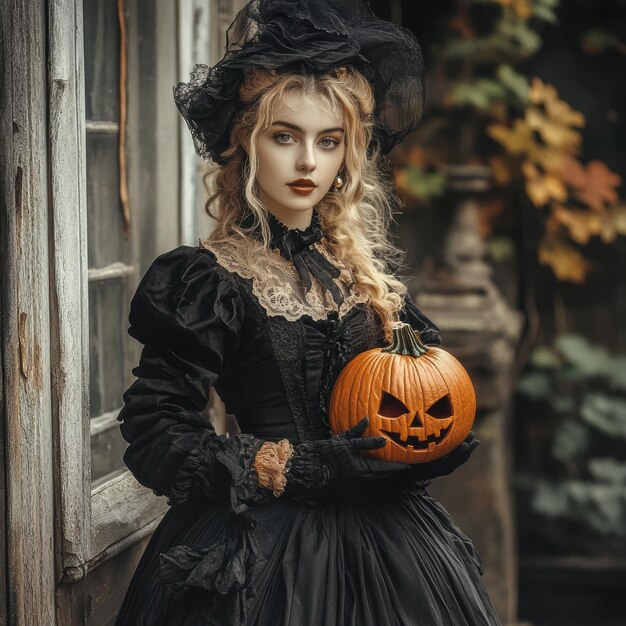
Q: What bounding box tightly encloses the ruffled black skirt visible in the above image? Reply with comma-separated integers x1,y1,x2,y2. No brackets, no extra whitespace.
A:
115,483,501,626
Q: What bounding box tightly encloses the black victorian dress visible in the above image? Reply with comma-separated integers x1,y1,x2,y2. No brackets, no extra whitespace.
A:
115,214,501,626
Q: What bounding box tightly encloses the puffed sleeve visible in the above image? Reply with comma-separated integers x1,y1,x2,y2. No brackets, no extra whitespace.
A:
117,246,271,514
399,291,442,346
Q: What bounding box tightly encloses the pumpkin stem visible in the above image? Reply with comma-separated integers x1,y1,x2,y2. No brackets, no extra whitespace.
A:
382,322,430,357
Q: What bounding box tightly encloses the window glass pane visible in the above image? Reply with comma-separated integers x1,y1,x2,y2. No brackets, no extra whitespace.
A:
88,278,130,418
84,0,120,122
86,133,131,268
88,277,133,481
91,425,129,486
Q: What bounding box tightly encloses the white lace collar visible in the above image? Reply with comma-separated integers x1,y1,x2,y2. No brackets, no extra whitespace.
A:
200,238,369,322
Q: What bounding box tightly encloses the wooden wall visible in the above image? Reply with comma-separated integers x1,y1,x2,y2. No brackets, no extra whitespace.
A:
1,0,57,623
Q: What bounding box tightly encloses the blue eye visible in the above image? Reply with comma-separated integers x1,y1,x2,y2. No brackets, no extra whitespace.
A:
319,137,340,150
273,132,294,144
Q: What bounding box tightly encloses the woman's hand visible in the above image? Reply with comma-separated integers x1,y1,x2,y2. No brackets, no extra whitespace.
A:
283,417,409,503
400,431,480,484
319,417,409,481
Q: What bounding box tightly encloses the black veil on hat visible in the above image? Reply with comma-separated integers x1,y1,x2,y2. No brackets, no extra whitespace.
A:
174,0,425,164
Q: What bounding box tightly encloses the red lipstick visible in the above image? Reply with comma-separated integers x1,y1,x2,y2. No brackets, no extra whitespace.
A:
287,178,317,196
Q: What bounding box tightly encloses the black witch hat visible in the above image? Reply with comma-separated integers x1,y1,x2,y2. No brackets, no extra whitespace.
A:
174,0,425,164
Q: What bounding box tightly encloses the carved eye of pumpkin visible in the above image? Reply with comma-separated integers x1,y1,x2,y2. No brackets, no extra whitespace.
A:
378,391,409,418
426,394,453,420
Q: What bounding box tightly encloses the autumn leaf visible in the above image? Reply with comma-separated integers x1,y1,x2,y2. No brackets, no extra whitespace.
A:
596,206,626,243
538,234,592,283
545,98,585,130
497,64,531,103
552,205,604,244
488,119,534,155
559,156,587,187
528,78,586,129
524,79,585,152
532,0,558,23
562,159,622,212
493,79,583,164
553,203,626,245
499,17,542,55
451,79,507,109
526,108,582,152
523,161,567,207
534,146,569,173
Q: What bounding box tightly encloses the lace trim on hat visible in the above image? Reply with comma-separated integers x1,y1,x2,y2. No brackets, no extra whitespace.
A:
200,239,369,322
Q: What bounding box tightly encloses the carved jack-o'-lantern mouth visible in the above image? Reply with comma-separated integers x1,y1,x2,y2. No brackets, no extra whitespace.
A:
379,424,452,449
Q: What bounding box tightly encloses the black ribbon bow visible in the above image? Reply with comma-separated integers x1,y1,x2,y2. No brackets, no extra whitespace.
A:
266,210,346,307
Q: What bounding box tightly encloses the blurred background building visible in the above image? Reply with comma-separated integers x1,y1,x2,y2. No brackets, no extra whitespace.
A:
1,0,624,624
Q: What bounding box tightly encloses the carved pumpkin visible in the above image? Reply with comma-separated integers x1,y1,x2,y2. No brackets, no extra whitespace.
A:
329,322,476,464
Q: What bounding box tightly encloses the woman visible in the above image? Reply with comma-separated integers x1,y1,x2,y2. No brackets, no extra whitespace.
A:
115,1,501,624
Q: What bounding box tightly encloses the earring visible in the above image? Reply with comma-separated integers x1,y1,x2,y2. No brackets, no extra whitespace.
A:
331,173,344,192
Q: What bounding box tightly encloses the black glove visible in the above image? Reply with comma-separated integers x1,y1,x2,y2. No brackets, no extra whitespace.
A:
398,431,480,485
284,417,409,503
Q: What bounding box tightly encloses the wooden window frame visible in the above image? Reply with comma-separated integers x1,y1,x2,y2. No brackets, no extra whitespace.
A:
49,0,211,582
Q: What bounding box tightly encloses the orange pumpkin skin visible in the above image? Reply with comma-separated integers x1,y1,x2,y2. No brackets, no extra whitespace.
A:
328,323,476,464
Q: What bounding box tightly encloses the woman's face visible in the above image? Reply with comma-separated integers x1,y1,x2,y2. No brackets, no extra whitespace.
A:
254,91,346,226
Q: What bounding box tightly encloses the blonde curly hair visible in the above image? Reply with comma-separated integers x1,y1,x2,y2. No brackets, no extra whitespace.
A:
201,66,409,342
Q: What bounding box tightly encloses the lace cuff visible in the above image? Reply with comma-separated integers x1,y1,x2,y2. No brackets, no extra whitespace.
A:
254,439,294,497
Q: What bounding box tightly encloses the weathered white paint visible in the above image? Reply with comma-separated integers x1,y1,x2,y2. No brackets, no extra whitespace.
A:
85,120,120,134
48,0,92,580
88,262,134,282
91,472,167,562
1,0,56,622
61,515,163,584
